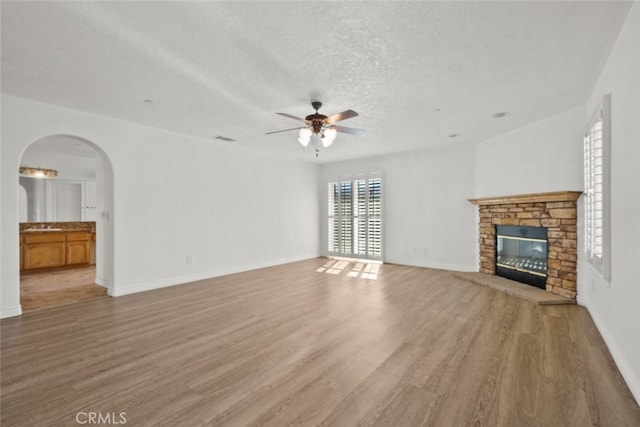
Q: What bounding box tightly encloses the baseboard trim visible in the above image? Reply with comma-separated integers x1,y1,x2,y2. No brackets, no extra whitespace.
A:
0,306,23,319
583,298,640,406
109,254,319,297
396,260,477,273
576,295,588,306
95,275,110,286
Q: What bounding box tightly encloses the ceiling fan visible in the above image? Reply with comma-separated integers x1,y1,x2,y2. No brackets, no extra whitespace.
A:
266,101,366,156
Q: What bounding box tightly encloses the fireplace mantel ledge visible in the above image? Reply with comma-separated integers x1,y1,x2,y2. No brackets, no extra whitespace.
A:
468,191,583,206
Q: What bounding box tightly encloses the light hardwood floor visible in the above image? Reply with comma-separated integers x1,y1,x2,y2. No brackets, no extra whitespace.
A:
2,258,639,426
20,266,108,311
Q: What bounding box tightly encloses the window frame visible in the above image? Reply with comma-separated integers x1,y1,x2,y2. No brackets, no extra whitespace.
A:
327,173,383,261
583,93,611,281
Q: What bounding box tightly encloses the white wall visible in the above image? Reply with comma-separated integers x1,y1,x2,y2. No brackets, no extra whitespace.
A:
1,94,319,317
578,3,640,403
475,106,584,197
319,143,477,272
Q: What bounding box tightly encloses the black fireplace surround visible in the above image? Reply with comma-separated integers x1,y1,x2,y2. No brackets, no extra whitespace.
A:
495,225,548,289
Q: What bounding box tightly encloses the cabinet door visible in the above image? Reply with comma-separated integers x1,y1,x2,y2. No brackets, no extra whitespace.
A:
66,241,90,265
66,232,90,265
24,242,66,269
20,236,24,271
90,233,96,265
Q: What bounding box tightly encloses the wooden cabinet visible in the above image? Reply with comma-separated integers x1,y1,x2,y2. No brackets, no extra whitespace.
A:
90,232,96,265
66,232,90,265
20,235,24,271
23,232,66,270
21,231,91,271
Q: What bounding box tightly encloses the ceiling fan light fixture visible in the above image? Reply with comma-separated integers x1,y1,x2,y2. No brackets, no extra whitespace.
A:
298,127,312,147
267,101,365,156
321,126,337,148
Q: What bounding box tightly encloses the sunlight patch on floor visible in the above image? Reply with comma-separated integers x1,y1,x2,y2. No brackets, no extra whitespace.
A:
317,258,379,280
361,262,380,280
347,262,363,277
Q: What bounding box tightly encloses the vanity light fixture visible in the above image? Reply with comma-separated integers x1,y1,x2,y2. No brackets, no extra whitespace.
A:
19,166,58,178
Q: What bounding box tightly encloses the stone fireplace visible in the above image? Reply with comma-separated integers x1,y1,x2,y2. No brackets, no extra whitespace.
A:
468,191,582,300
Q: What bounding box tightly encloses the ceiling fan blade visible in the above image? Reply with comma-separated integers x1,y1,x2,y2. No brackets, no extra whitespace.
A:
276,112,309,123
265,126,307,135
334,125,367,137
325,109,359,124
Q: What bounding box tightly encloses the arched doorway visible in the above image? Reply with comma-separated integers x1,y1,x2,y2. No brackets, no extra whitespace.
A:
18,135,114,310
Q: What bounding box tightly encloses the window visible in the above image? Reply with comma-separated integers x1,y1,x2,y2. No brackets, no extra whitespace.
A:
583,94,611,280
328,175,382,259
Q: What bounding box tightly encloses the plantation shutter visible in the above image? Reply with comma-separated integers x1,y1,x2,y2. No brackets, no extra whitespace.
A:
327,175,382,260
368,178,382,257
583,94,610,280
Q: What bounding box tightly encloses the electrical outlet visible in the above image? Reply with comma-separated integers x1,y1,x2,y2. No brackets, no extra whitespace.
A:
185,256,192,265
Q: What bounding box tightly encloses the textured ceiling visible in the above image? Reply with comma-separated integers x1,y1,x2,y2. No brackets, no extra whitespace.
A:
1,1,632,163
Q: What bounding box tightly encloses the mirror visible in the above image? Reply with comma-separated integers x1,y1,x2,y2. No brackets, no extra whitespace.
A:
19,136,98,223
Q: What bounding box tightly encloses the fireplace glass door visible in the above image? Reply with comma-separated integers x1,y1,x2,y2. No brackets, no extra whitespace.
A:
495,225,548,289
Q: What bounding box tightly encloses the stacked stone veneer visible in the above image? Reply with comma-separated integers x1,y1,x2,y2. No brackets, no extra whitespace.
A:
473,193,581,300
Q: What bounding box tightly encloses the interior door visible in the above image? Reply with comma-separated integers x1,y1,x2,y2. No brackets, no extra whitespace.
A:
51,181,82,221
83,181,97,221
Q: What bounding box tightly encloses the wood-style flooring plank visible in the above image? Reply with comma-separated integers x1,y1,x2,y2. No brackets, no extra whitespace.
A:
2,258,639,426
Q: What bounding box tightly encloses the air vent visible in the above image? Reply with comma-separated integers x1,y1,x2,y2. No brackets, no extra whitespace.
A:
214,136,236,142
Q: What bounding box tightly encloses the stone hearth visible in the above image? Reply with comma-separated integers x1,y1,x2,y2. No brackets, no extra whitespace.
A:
468,191,582,300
